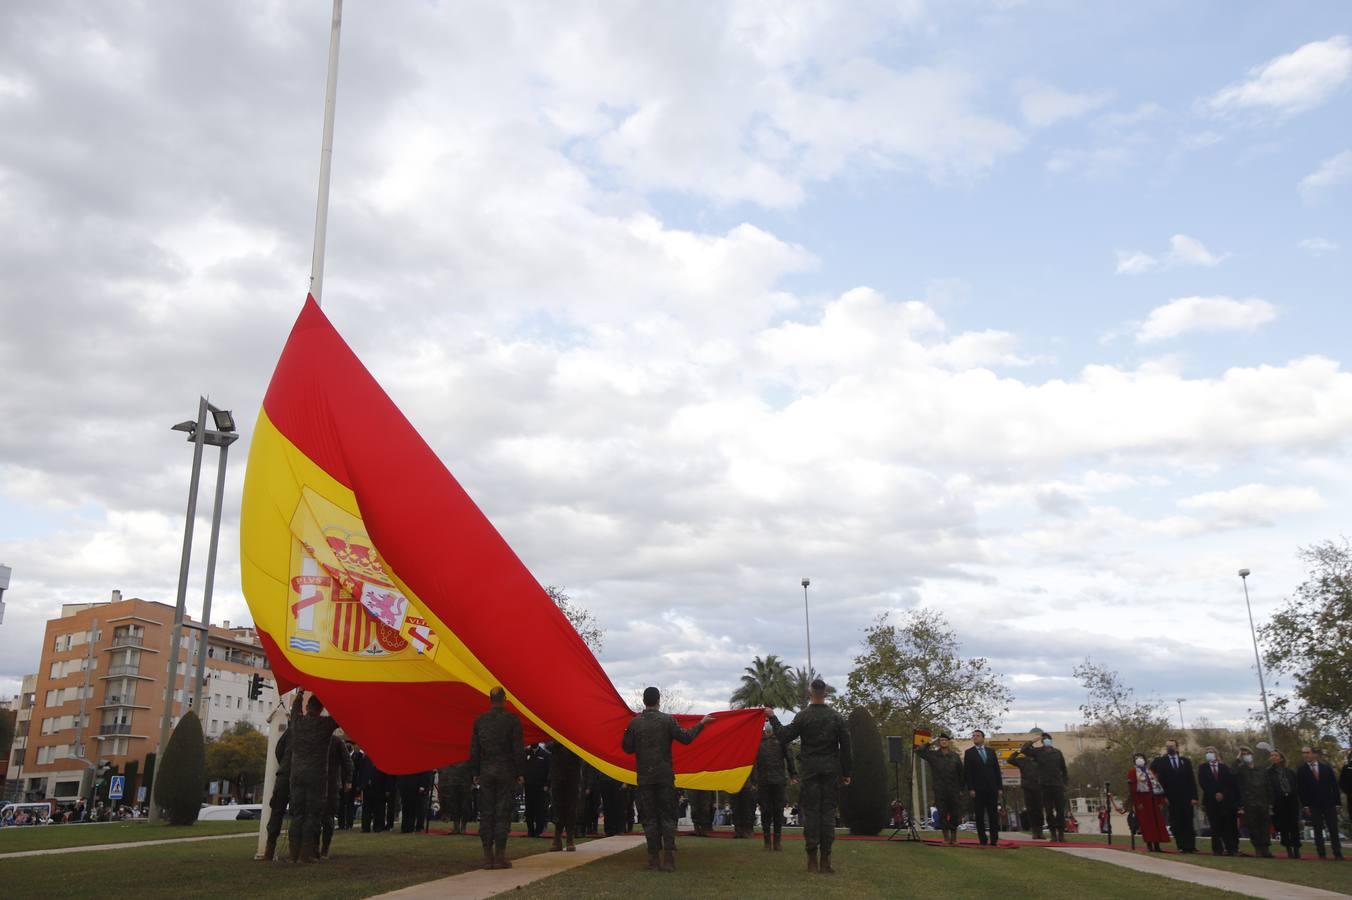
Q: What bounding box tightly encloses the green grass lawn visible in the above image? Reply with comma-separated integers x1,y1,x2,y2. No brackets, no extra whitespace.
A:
0,819,258,853
527,836,1247,899
1009,830,1352,894
0,828,562,898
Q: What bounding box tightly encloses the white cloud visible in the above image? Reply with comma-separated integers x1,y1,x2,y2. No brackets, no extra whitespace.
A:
1016,79,1110,127
1136,297,1277,342
1178,483,1326,527
1299,149,1352,200
1115,234,1227,274
1207,35,1352,117
1298,237,1339,255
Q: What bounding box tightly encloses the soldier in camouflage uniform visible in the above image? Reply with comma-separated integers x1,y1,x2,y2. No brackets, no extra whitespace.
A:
1234,746,1273,858
438,761,473,834
288,693,342,863
1006,737,1044,839
731,776,757,838
688,789,715,836
320,732,353,857
1031,732,1069,842
770,679,852,875
755,720,797,851
916,734,965,845
469,686,525,870
546,741,582,852
260,723,292,861
621,686,713,872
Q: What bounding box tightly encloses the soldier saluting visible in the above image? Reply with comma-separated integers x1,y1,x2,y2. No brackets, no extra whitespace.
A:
916,734,964,846
621,687,714,872
469,686,525,870
1007,731,1044,839
770,678,851,875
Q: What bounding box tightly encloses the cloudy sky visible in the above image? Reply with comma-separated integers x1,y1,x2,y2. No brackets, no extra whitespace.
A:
2,2,1349,733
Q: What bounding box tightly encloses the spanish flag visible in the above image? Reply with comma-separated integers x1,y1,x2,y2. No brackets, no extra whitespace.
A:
240,296,763,789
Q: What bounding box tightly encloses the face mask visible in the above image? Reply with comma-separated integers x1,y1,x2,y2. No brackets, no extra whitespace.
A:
1042,738,1052,747
1167,747,1178,756
1135,758,1146,768
1205,752,1216,762
1242,754,1254,765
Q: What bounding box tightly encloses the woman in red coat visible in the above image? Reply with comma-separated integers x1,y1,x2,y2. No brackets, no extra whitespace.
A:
1128,752,1170,851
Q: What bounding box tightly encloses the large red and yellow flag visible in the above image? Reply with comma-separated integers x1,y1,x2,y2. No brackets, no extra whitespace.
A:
241,296,764,788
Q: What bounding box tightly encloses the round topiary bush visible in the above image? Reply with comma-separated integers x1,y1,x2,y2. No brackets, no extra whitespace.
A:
153,709,206,825
844,707,891,835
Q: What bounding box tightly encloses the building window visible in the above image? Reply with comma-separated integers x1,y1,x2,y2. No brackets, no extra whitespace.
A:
236,697,242,710
210,720,218,733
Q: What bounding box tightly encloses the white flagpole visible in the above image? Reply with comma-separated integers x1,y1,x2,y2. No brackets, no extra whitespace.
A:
309,0,343,307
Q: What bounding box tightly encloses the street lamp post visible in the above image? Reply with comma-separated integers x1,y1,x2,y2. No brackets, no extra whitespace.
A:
1238,569,1276,748
148,399,237,821
1176,698,1186,733
801,577,813,685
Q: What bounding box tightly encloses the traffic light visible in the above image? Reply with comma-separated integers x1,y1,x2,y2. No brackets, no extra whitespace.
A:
248,673,264,700
95,760,111,788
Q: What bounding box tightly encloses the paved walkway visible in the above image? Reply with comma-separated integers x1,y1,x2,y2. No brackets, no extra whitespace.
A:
0,831,254,860
1052,847,1350,899
371,834,645,900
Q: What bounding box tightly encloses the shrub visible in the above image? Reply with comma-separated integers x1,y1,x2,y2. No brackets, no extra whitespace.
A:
844,707,890,835
153,710,206,825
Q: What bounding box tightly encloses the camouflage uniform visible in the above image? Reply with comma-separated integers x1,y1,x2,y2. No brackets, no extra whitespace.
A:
1031,742,1069,841
732,775,758,838
262,727,292,860
771,705,852,869
287,695,341,862
438,762,473,833
320,733,353,856
1235,759,1273,857
547,741,582,851
755,731,797,849
916,743,965,842
621,708,707,870
1006,746,1044,838
688,789,715,836
469,705,525,866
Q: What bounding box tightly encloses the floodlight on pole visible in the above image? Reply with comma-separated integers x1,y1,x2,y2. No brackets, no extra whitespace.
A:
1176,698,1186,732
801,577,813,687
1238,568,1276,748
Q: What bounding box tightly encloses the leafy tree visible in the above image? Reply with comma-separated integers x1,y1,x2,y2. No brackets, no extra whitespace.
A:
1259,538,1352,742
153,710,206,825
546,585,605,654
843,609,1011,735
788,667,836,711
843,708,890,835
1071,659,1171,778
729,655,796,710
625,684,695,715
204,721,267,801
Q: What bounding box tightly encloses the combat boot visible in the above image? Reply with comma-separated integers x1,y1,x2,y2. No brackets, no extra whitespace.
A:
807,848,819,873
482,845,497,869
550,834,563,852
660,849,676,872
647,849,660,870
773,833,782,851
261,834,277,861
820,850,835,874
565,836,576,852
496,842,512,869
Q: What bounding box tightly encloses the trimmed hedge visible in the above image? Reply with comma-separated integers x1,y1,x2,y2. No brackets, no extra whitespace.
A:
844,707,891,835
153,710,206,825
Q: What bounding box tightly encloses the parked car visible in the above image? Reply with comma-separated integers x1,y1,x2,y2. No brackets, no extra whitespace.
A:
198,803,264,821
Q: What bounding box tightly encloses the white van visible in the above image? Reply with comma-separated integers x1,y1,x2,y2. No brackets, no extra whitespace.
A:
1,802,54,826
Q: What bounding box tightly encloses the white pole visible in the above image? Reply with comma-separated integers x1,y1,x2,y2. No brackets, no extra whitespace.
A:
309,0,343,307
255,694,291,859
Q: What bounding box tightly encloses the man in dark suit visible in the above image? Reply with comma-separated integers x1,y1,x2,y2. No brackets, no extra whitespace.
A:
963,729,1004,846
523,744,551,838
1150,738,1198,852
1297,746,1344,860
1340,750,1352,826
1195,745,1238,855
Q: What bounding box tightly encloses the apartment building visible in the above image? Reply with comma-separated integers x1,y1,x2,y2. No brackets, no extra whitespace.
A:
13,593,277,803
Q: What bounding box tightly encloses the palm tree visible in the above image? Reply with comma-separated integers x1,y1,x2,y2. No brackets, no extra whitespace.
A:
729,655,796,710
789,666,837,711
